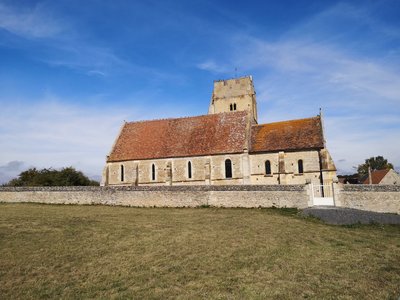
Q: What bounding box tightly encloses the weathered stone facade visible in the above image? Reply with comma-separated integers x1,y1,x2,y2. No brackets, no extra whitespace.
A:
1,185,399,214
0,185,310,209
105,154,246,186
335,184,400,214
102,76,337,187
208,77,258,123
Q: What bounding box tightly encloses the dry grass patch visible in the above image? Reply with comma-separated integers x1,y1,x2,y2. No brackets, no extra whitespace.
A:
0,204,399,299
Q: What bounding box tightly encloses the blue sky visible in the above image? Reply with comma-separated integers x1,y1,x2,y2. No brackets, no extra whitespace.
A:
0,0,399,182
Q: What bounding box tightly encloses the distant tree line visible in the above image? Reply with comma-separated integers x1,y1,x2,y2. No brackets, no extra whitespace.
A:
338,156,394,184
2,167,99,187
357,156,393,178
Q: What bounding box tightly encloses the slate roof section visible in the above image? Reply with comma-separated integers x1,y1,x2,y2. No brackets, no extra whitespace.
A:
107,111,249,162
250,116,324,153
362,169,390,184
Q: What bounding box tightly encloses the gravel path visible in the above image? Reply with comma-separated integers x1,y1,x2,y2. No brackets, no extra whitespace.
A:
301,207,400,225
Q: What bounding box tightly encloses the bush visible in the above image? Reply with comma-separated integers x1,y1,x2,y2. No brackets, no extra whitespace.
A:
3,167,99,186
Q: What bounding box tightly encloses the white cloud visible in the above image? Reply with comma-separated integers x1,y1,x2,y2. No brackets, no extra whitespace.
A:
196,2,400,174
248,40,400,173
0,91,193,182
0,3,160,78
40,44,127,72
87,70,107,77
0,2,64,38
0,97,128,181
196,60,230,73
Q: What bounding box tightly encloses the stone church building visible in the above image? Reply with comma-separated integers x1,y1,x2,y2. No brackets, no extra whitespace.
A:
101,76,337,186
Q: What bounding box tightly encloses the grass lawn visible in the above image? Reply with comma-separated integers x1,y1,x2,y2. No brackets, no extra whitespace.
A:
0,204,399,299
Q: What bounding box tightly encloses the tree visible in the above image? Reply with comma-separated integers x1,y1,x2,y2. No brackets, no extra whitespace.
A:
357,156,394,178
3,167,99,187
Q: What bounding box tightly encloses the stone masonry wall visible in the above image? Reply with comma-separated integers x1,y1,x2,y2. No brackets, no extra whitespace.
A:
0,185,309,208
1,185,399,214
335,184,400,214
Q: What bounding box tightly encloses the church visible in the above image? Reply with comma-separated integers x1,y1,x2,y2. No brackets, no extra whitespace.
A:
101,76,337,186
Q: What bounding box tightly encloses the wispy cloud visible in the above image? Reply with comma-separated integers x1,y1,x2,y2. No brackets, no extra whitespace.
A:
196,2,400,173
0,90,192,181
0,2,65,38
87,70,107,77
233,38,400,106
1,1,399,177
0,2,166,78
38,44,127,74
0,96,128,181
197,60,231,73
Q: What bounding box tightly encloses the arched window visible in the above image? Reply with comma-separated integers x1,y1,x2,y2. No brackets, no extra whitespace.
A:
230,104,233,111
120,165,124,182
188,161,192,179
225,159,232,178
151,164,156,181
298,160,304,174
265,160,271,175
233,103,237,110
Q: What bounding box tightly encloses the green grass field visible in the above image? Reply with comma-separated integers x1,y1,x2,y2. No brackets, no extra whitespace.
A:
0,203,399,299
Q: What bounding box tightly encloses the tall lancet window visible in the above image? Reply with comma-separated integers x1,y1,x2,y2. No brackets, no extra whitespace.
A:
151,164,156,181
188,161,192,179
265,160,271,175
225,159,232,179
120,165,124,182
298,160,304,174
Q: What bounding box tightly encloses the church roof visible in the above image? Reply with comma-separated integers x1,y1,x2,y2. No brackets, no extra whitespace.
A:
250,116,324,153
107,111,249,162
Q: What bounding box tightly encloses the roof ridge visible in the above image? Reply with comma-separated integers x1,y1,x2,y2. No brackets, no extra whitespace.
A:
253,115,320,127
126,111,247,125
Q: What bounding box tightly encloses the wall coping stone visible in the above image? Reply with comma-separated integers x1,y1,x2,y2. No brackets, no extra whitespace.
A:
0,185,306,192
342,184,400,192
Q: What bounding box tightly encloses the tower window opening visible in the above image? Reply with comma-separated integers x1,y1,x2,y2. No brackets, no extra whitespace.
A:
225,159,232,178
230,104,233,111
233,103,237,110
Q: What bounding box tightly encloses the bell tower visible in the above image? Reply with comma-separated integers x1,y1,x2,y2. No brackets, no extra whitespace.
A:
208,76,258,123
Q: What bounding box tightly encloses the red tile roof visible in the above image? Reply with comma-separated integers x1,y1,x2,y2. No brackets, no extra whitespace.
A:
250,116,324,153
107,111,249,162
362,169,390,184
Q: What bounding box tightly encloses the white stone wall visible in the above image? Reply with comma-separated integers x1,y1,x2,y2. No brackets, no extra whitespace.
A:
335,184,400,214
1,185,399,214
0,186,309,209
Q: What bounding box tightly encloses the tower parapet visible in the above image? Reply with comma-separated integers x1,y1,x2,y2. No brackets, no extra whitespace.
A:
208,76,258,123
